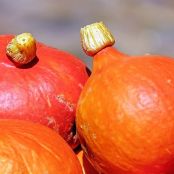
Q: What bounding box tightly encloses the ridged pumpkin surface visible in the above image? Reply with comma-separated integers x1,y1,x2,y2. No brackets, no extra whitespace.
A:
0,119,82,174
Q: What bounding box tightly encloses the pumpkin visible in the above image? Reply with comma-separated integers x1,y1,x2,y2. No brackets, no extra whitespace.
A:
76,149,99,174
0,119,82,174
76,22,174,174
0,34,89,149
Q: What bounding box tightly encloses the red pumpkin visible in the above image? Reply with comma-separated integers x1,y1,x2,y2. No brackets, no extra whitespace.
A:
0,34,89,149
76,22,174,173
0,119,82,174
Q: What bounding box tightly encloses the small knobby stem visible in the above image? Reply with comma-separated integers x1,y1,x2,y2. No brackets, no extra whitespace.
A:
6,33,36,65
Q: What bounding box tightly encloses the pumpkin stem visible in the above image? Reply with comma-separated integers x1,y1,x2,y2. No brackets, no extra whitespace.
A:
80,22,115,56
6,33,36,65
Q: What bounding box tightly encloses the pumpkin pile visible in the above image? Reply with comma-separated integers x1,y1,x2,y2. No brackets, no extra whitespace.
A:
1,21,174,174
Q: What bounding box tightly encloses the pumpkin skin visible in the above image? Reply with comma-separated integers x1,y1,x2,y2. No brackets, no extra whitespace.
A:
0,119,82,174
76,150,99,174
77,25,174,173
0,35,89,149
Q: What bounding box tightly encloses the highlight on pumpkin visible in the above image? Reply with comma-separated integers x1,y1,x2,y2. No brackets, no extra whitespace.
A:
80,21,115,56
6,32,36,65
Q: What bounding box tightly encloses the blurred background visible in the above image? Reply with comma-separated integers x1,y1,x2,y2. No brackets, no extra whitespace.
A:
0,0,174,68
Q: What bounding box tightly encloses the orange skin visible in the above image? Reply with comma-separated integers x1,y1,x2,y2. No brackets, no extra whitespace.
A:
76,46,174,174
76,150,99,174
0,35,89,149
0,119,82,174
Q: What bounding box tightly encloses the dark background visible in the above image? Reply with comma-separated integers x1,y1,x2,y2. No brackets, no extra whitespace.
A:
0,0,174,68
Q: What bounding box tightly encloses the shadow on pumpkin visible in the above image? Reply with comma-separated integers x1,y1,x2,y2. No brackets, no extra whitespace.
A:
7,55,39,69
76,149,99,174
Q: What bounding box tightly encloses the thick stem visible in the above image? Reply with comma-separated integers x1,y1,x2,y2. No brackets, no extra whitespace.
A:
80,22,127,72
80,22,115,56
6,33,36,65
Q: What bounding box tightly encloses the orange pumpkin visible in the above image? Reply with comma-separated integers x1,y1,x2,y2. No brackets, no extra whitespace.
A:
0,119,82,174
76,149,99,174
76,22,174,174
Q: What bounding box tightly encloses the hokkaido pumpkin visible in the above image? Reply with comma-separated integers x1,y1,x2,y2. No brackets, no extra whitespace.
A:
0,34,89,149
76,149,99,174
76,22,174,174
0,119,82,174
